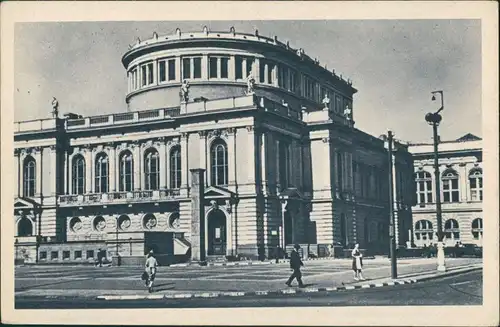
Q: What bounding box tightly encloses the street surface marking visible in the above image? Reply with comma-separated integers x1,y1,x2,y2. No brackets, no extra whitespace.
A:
450,280,475,286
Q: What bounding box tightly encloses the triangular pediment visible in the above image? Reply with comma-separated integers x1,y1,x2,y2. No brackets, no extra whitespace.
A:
278,187,304,199
204,185,235,199
456,133,481,142
14,197,38,208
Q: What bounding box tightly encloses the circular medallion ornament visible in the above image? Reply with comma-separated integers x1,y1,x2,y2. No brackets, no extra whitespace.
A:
144,215,157,230
118,215,131,230
169,213,180,229
93,216,106,231
70,217,83,233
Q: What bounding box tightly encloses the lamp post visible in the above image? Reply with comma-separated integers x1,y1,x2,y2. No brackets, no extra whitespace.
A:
386,130,397,279
425,90,446,272
116,217,120,266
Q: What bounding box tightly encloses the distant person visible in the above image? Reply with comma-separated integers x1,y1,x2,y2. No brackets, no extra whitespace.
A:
145,250,158,293
96,248,103,267
285,244,305,288
328,244,334,258
351,243,365,281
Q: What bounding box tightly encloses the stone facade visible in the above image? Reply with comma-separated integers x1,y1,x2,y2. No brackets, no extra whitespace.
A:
13,28,415,263
409,134,483,248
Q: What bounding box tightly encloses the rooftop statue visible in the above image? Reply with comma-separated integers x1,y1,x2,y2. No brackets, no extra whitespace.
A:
321,94,330,110
246,73,256,95
51,97,59,118
344,104,352,121
180,80,190,103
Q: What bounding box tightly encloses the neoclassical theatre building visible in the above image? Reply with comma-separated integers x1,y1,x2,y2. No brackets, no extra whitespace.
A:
409,134,483,248
13,27,415,263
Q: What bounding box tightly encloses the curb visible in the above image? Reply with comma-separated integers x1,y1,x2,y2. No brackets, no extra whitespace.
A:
412,265,482,283
95,279,418,301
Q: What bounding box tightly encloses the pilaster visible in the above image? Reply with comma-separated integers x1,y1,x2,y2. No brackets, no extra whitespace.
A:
198,131,208,186
180,133,189,194
108,143,116,192
227,128,237,186
50,145,57,196
84,146,92,194
133,142,140,191
159,138,167,189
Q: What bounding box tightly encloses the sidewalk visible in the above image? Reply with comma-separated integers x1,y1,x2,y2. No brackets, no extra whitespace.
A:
15,258,482,300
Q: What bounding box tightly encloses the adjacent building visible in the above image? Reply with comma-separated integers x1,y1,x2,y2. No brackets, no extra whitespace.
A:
409,133,483,248
13,27,415,264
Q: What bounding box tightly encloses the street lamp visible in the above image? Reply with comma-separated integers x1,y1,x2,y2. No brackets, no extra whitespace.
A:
386,130,397,279
425,90,446,272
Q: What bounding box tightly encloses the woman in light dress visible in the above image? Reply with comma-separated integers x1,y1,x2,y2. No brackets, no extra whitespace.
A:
351,243,365,281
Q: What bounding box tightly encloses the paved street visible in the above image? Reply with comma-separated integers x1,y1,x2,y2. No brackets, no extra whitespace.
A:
15,270,482,308
15,258,481,300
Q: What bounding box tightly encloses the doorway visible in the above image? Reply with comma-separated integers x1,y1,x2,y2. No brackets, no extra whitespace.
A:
284,210,293,246
207,209,227,255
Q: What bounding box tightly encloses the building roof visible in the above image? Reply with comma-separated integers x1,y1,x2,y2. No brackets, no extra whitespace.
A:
455,133,482,142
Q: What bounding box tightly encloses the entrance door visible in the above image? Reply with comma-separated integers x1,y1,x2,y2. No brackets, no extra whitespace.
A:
207,209,226,255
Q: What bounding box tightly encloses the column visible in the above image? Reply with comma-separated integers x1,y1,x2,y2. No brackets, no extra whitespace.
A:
298,141,304,191
175,56,181,82
246,126,256,184
139,145,145,190
109,145,116,192
64,151,69,194
115,147,121,191
459,164,468,202
264,63,269,84
190,169,206,262
133,143,140,191
228,55,235,80
201,55,208,80
181,133,189,189
34,148,42,197
254,58,261,82
84,148,92,194
50,146,57,196
159,140,167,189
226,203,233,255
17,153,21,197
228,129,236,185
275,138,280,189
260,132,268,194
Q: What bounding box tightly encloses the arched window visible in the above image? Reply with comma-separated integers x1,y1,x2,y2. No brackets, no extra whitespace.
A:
469,169,483,201
442,169,459,203
444,219,460,241
23,156,36,197
210,139,228,186
169,147,181,189
415,171,433,204
119,151,133,192
72,155,85,195
17,217,33,237
144,148,159,190
415,220,433,242
471,218,483,240
95,153,109,193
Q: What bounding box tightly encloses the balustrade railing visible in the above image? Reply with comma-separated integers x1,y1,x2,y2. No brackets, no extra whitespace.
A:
58,189,181,206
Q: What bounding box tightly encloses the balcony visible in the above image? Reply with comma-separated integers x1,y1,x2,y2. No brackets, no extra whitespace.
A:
58,189,181,207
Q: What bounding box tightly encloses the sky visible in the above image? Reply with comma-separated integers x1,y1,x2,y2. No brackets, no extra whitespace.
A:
14,20,481,143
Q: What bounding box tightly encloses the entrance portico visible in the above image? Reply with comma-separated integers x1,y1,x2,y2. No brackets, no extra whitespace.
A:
204,185,237,257
278,188,308,248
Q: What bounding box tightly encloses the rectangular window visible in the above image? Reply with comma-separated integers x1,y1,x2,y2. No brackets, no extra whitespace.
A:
147,63,154,85
141,66,147,86
220,57,229,78
168,59,176,81
335,96,341,113
267,63,273,85
182,58,191,79
235,56,243,79
63,251,70,260
51,251,58,260
259,61,265,83
158,61,166,82
86,250,94,259
209,57,218,78
193,57,201,78
40,251,47,260
289,70,296,92
75,250,82,259
246,58,254,77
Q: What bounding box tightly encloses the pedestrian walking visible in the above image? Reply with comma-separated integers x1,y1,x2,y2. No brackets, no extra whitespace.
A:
285,244,305,288
351,243,365,281
144,250,158,293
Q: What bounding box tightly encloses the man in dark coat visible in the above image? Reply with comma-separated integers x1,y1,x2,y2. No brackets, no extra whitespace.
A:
286,244,305,288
